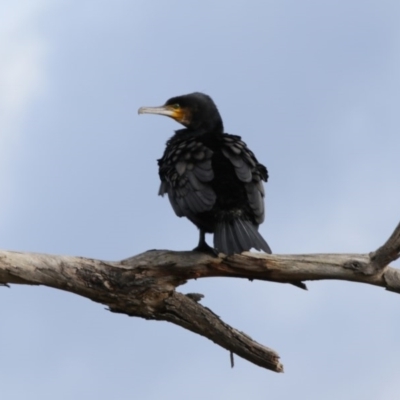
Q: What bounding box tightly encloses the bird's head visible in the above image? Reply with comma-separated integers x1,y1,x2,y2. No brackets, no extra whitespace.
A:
138,92,224,133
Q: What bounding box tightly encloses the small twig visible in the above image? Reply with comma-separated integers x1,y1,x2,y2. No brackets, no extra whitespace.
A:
185,293,204,302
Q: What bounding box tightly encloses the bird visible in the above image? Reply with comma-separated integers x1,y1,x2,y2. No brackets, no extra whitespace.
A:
138,92,271,256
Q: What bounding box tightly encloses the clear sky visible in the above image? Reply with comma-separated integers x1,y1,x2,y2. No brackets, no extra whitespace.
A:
1,1,400,399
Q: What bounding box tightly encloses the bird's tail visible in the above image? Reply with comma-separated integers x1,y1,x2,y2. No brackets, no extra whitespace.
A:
214,219,272,256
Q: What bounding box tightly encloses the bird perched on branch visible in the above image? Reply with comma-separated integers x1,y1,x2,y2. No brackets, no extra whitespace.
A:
138,92,271,256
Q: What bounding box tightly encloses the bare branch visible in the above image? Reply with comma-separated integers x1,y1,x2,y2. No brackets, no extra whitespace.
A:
0,249,283,372
370,221,400,270
0,222,399,372
153,292,283,372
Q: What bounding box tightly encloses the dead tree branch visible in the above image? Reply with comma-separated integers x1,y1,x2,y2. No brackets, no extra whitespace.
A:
1,222,399,372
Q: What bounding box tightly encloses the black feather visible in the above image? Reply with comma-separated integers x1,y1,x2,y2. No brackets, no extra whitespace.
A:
214,218,271,256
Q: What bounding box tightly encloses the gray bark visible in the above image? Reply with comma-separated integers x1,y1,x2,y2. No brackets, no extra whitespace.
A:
1,221,399,372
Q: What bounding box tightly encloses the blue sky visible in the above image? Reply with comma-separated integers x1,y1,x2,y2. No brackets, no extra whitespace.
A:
1,1,400,399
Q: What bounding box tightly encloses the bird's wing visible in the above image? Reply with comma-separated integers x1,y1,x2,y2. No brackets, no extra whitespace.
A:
221,134,268,224
158,138,216,218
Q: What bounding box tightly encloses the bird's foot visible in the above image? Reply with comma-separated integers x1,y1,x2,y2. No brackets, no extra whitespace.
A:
192,243,219,257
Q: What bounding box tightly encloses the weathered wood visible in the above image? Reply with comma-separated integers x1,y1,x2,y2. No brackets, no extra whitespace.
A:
370,221,400,270
0,221,399,372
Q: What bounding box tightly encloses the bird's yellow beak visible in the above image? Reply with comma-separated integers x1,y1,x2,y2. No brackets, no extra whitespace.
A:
138,104,190,125
138,105,181,120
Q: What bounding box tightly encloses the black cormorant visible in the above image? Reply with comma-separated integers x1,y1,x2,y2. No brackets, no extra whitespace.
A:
138,92,271,256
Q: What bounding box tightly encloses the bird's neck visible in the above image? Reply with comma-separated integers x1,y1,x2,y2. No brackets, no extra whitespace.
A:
173,128,223,139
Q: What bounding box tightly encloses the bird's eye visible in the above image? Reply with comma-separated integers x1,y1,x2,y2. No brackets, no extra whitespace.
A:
172,104,180,110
